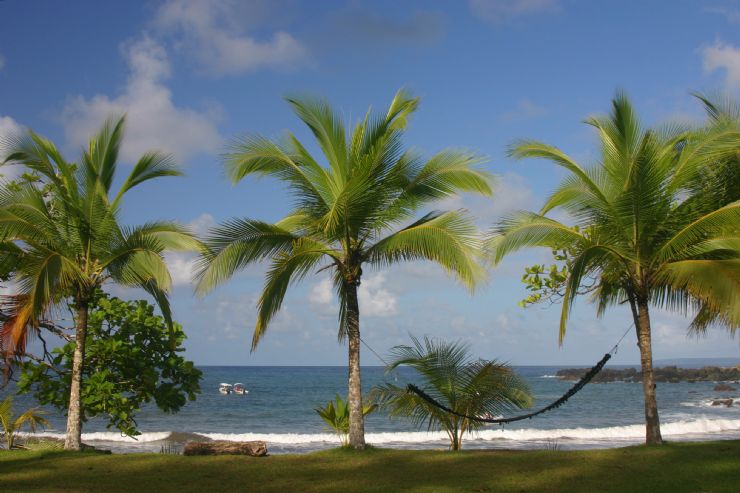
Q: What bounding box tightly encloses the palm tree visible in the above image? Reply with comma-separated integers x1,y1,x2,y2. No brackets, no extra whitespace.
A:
0,116,199,450
371,336,532,451
196,89,493,449
487,93,740,444
0,395,49,449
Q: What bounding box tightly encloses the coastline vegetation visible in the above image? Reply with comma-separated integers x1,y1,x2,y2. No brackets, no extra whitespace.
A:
487,93,740,444
315,394,377,446
556,365,740,383
0,396,48,450
0,90,737,464
0,116,201,450
2,440,740,493
194,89,494,449
15,292,201,438
371,336,532,450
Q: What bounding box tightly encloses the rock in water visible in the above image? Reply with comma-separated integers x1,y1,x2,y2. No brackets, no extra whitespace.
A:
713,383,737,392
710,399,734,407
183,440,268,456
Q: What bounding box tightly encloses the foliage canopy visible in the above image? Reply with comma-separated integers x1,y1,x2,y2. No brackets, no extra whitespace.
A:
16,292,201,437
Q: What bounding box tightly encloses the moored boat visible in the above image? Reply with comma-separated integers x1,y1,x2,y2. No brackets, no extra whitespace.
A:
219,383,233,394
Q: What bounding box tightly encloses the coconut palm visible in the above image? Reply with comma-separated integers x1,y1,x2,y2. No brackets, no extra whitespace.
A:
0,116,199,450
371,336,532,451
0,395,50,450
487,93,740,444
195,89,493,449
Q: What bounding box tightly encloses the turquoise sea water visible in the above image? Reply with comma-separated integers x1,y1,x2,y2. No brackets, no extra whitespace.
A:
4,365,740,453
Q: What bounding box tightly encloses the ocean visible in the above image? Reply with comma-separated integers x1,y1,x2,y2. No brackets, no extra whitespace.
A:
4,365,740,454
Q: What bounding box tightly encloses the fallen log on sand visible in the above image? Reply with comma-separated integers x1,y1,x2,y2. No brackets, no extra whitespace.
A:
183,440,268,456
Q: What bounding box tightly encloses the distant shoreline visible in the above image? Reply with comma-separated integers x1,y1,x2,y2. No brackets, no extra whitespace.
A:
556,365,740,383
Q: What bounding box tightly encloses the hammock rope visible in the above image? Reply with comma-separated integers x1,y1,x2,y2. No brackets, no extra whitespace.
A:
404,325,632,425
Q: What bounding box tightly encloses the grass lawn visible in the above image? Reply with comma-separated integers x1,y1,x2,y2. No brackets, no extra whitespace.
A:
1,440,739,493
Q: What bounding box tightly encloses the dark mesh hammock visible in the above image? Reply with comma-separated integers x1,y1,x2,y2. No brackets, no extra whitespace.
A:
406,351,612,424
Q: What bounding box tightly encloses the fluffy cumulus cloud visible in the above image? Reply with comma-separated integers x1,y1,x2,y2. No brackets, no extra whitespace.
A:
61,36,222,163
309,272,399,318
154,0,307,76
702,40,740,89
0,115,26,180
469,0,559,23
359,273,399,317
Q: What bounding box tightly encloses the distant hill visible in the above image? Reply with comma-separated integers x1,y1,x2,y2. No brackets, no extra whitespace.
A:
653,357,740,368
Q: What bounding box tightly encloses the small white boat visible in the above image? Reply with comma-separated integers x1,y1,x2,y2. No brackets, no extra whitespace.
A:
219,383,233,395
233,383,249,395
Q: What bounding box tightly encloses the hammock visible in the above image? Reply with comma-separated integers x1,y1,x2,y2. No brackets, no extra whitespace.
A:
406,351,613,425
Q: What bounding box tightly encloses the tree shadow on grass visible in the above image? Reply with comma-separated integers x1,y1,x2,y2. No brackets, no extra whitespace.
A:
1,441,739,493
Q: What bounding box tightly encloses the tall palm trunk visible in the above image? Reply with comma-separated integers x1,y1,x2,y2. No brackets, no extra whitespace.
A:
632,297,663,445
64,299,88,451
345,282,366,449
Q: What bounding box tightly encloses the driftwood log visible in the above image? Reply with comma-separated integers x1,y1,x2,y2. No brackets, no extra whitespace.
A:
183,440,268,456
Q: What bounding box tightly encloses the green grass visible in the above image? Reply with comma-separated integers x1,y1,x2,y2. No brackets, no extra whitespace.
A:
1,440,739,493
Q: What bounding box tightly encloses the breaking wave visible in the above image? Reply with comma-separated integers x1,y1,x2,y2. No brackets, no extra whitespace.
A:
29,417,740,447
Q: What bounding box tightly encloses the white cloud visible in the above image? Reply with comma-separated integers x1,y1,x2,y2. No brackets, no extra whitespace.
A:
154,0,308,76
187,212,217,236
359,272,399,317
164,213,217,287
702,40,740,89
440,172,537,225
165,252,196,287
309,277,335,308
309,272,399,318
0,115,26,180
469,0,559,23
61,36,222,163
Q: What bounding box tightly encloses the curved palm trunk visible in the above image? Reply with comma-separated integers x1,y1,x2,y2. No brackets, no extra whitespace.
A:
451,424,462,451
345,282,366,449
64,299,88,451
632,298,663,445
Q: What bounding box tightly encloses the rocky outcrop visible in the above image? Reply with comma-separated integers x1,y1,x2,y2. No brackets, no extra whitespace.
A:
714,384,737,392
556,365,740,383
183,440,268,456
711,399,734,407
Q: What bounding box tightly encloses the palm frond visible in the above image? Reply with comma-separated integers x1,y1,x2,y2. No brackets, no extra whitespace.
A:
194,219,308,295
253,240,330,349
366,210,485,292
113,152,182,208
486,211,590,264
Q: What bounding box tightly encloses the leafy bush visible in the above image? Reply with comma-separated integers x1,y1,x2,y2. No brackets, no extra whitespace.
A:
17,292,201,437
315,394,377,446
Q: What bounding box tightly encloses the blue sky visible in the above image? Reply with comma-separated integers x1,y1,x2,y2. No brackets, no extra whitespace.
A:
1,0,739,365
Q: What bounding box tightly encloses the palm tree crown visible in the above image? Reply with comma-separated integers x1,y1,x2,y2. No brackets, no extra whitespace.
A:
371,335,532,451
487,93,740,444
196,89,494,448
0,116,199,449
0,117,197,349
